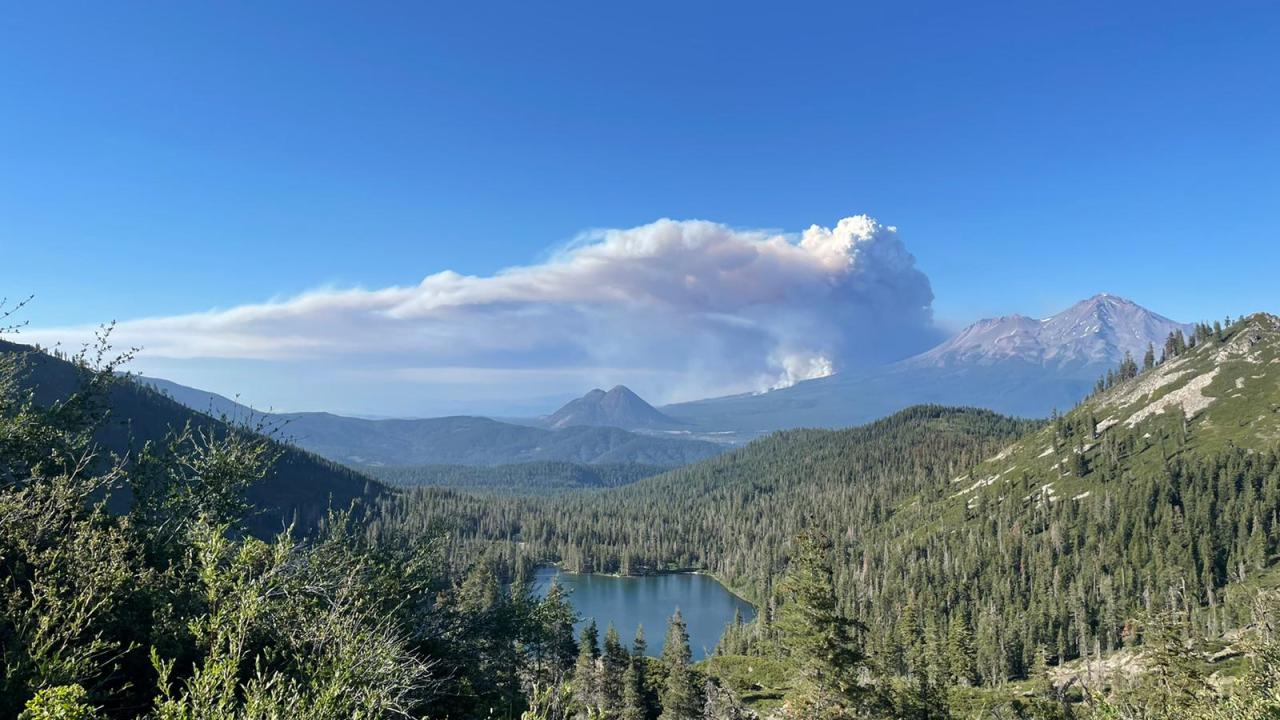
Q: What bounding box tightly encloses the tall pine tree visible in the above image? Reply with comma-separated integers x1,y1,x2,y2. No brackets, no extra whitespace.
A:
573,620,601,714
538,579,579,682
658,610,700,720
601,623,629,715
622,659,647,720
945,613,978,687
775,530,871,719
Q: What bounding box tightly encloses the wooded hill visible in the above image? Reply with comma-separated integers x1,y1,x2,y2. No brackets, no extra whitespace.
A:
0,339,381,535
386,314,1280,700
6,315,1280,718
366,461,666,494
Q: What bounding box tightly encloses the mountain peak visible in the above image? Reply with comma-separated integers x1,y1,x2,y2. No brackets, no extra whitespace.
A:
1244,311,1280,328
546,385,681,430
1051,293,1143,320
911,295,1192,369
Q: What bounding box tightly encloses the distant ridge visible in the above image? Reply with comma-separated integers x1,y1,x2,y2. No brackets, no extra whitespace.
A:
545,385,682,430
137,375,258,420
264,412,720,467
136,377,720,468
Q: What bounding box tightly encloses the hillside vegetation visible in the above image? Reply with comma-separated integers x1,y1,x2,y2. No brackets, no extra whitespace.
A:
270,412,726,467
367,461,666,494
0,337,609,719
384,315,1280,715
0,339,380,534
7,317,1280,719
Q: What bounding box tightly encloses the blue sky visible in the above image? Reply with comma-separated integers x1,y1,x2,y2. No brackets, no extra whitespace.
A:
2,2,1279,414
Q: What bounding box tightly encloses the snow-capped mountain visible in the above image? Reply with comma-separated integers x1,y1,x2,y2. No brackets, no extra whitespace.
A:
910,294,1194,369
663,294,1196,434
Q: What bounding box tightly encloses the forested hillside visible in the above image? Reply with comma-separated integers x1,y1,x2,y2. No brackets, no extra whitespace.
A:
7,318,1280,718
375,315,1280,715
381,405,1036,579
0,336,609,719
367,461,666,494
0,338,379,534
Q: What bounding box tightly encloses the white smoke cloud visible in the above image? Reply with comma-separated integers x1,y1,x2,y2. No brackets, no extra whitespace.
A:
24,214,941,411
769,352,836,391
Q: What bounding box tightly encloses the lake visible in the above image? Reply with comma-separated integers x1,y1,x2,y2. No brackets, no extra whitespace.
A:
533,566,755,661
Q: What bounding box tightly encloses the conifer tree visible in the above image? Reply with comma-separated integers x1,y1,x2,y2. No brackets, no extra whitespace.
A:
633,625,648,661
775,530,870,718
1139,609,1209,714
538,580,580,680
1018,645,1071,720
573,620,601,713
601,624,629,715
1119,351,1138,381
895,597,922,676
658,610,699,720
945,615,978,687
628,626,653,719
622,659,647,720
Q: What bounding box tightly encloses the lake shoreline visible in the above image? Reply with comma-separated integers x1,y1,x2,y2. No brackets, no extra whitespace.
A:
533,564,757,660
538,562,758,608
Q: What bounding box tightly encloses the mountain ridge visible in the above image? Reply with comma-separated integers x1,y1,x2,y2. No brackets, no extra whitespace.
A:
909,293,1193,369
135,376,722,468
661,294,1196,433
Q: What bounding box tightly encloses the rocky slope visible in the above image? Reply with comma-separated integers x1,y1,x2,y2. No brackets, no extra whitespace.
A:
954,312,1280,504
